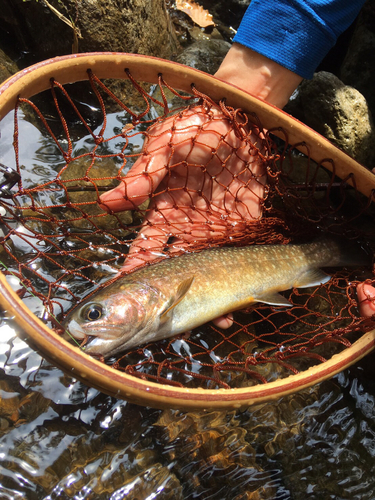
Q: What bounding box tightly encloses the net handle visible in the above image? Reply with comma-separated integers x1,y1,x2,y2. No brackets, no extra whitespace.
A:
0,53,374,410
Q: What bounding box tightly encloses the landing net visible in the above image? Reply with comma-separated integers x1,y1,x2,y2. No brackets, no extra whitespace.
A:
0,55,374,406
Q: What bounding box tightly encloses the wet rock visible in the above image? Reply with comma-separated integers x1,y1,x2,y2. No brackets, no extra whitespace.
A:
176,38,231,74
285,71,375,168
0,0,178,62
0,47,19,84
340,0,375,120
199,0,251,41
0,0,180,116
0,380,23,423
168,0,250,45
58,155,134,231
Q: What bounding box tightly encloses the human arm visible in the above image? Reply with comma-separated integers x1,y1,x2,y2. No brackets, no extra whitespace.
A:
214,43,303,109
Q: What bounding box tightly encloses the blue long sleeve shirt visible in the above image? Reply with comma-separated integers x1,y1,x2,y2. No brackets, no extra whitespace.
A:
233,0,366,79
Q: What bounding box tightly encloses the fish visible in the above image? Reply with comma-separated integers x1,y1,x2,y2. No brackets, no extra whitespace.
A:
63,238,365,359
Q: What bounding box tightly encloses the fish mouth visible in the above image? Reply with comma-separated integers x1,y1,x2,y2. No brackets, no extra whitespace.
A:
64,319,86,340
82,334,125,357
64,323,126,357
84,336,110,349
64,323,125,357
65,319,124,342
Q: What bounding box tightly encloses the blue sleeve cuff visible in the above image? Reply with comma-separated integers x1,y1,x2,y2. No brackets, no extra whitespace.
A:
233,0,365,79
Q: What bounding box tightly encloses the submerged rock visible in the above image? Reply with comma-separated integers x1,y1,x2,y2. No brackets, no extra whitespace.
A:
154,409,276,499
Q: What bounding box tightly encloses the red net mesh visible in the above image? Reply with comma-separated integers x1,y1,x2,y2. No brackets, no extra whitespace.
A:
0,69,374,390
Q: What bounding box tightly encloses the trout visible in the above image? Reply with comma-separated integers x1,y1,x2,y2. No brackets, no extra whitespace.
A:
63,239,362,358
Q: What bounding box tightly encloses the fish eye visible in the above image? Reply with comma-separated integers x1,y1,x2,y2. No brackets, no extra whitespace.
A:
83,304,103,322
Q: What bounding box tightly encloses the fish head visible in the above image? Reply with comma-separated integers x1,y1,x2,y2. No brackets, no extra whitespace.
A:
62,285,157,358
63,275,195,358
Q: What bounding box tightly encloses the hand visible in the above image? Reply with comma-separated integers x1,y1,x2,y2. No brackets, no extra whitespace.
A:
100,103,268,328
357,283,375,317
100,104,267,263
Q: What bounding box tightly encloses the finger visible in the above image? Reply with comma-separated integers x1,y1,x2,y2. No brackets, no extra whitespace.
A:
120,216,203,273
120,223,170,273
212,313,234,329
99,107,220,213
99,151,168,212
99,115,176,213
357,283,375,318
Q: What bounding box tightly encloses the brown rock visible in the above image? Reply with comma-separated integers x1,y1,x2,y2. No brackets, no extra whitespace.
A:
176,38,231,74
0,47,19,84
285,71,375,168
0,0,178,61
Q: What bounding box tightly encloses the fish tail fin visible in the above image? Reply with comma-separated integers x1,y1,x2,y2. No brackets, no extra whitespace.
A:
321,236,372,268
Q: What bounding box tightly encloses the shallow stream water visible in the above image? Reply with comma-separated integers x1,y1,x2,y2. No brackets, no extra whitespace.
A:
1,319,375,499
0,103,375,499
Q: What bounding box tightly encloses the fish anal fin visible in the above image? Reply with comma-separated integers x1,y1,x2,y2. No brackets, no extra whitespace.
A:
254,292,292,307
295,269,331,288
160,276,195,320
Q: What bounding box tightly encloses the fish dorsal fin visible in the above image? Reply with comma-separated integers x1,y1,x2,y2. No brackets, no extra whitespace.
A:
295,269,331,288
254,292,293,307
160,276,195,321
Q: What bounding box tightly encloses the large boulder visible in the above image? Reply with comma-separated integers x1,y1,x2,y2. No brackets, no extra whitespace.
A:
0,0,178,62
285,71,375,168
176,38,231,74
0,0,181,120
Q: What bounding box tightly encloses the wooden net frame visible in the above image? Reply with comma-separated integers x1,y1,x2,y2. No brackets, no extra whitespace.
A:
0,53,374,410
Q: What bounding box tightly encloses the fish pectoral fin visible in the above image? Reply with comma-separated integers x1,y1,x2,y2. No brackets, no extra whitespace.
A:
160,276,195,321
254,292,293,307
295,268,331,288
